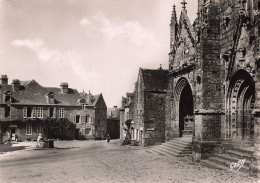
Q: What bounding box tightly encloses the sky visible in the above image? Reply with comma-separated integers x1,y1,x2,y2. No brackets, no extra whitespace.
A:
0,0,198,108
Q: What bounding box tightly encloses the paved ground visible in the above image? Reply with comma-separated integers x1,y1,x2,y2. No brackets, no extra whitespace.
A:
0,140,259,183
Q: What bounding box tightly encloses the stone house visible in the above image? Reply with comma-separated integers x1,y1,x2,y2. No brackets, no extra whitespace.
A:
79,91,107,140
0,76,107,142
165,0,260,176
107,106,120,139
119,93,134,142
120,67,169,146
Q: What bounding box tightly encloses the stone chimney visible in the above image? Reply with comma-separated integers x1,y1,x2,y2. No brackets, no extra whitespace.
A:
0,75,8,85
60,82,69,94
12,79,21,91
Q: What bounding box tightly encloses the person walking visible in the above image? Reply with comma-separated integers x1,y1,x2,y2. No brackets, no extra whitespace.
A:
36,133,43,148
106,134,110,143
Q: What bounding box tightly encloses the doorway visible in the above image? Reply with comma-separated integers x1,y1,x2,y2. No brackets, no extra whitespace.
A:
11,128,16,141
179,84,193,137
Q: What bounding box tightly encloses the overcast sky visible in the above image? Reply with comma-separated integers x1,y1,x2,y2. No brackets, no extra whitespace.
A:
0,0,198,108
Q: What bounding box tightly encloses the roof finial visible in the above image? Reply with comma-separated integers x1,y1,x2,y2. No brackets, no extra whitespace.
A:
181,0,187,10
172,4,176,15
171,4,177,24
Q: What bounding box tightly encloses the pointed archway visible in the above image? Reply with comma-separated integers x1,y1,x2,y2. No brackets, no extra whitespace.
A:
174,78,194,137
226,69,255,143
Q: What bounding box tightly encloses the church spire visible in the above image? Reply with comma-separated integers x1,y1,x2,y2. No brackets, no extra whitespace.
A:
170,4,177,25
170,4,178,49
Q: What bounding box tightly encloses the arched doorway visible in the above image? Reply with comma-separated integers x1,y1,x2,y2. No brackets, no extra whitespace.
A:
226,69,255,141
175,78,194,137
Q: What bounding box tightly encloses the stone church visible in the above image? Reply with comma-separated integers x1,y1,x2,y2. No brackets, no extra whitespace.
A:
164,0,260,176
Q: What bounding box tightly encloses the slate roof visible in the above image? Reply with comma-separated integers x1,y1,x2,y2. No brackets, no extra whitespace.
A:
140,68,169,92
79,91,104,107
0,80,82,106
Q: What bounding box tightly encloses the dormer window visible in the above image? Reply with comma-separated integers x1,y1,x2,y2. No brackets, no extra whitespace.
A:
45,91,55,104
77,99,86,110
5,96,11,102
4,90,12,103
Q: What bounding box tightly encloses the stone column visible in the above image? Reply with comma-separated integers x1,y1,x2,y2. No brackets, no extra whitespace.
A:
249,110,260,177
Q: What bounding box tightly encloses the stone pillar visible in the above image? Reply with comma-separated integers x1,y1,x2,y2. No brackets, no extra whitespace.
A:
249,110,260,177
193,110,224,161
192,2,223,161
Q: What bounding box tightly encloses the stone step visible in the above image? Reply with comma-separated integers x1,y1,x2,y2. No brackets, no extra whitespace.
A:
225,146,254,156
214,154,251,166
200,159,229,171
154,145,191,155
146,147,179,156
225,150,252,159
146,137,192,157
175,137,193,142
208,156,249,173
200,143,253,174
167,140,192,147
162,142,192,150
160,143,192,153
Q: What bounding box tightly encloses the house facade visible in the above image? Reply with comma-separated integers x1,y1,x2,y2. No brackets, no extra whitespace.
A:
0,76,107,142
120,68,169,146
80,91,107,140
165,0,260,176
119,93,134,142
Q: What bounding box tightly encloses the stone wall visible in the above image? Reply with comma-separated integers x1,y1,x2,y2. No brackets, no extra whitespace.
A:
94,96,107,140
144,92,166,146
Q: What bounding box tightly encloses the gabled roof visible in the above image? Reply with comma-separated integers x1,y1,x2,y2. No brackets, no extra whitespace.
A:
92,94,101,106
0,79,82,106
140,68,169,92
178,8,196,46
